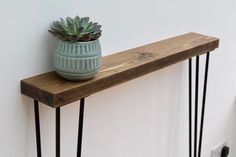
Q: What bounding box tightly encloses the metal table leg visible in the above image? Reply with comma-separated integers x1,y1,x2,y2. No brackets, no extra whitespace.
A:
189,52,210,157
77,98,85,157
34,100,42,157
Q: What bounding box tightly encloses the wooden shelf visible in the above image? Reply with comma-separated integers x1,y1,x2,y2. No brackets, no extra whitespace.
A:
21,32,219,108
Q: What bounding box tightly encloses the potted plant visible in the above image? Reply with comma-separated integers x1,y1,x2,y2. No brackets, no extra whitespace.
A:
49,16,102,80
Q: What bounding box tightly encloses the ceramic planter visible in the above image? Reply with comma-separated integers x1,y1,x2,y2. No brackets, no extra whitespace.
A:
53,39,102,80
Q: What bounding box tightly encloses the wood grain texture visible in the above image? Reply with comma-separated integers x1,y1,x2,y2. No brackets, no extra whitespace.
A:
21,32,219,108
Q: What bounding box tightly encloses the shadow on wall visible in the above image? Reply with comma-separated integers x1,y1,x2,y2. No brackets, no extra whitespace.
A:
18,45,188,157
20,95,35,157
41,31,56,71
21,94,56,157
230,97,236,155
16,25,56,154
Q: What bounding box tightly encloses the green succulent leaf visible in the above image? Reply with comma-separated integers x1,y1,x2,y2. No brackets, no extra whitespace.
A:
83,22,93,31
80,17,89,28
49,16,102,42
66,17,77,34
74,16,80,28
60,18,67,27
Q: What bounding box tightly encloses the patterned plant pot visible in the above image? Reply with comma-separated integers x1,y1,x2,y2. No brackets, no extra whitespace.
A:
53,39,102,81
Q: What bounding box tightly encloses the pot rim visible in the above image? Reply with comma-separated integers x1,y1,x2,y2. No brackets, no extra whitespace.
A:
56,38,100,45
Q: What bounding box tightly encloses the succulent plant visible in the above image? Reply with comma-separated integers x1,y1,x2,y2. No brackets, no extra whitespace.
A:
49,16,102,42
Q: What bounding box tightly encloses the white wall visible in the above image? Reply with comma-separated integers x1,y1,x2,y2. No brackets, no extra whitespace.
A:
0,0,235,157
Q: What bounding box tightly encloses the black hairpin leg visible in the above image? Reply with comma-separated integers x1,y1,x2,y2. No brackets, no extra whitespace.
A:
34,100,42,157
34,98,85,157
56,107,60,157
188,59,192,157
189,52,210,157
77,98,85,157
198,52,210,157
194,55,199,157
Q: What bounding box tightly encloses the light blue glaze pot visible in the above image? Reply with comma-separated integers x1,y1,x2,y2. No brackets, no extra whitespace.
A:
53,39,102,81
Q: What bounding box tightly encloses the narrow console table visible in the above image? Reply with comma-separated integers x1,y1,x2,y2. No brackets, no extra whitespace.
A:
21,32,219,157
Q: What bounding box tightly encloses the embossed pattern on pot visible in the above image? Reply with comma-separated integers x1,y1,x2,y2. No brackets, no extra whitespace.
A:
55,39,101,57
53,39,102,80
54,54,101,73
